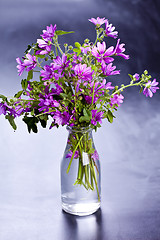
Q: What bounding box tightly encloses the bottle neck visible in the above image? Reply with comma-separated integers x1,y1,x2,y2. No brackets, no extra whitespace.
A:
66,125,93,135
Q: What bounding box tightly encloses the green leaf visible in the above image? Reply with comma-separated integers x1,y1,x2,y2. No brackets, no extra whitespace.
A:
79,108,92,123
83,108,91,118
106,110,115,123
39,114,48,128
21,79,28,90
23,116,39,133
79,116,90,123
139,86,143,93
60,93,68,99
24,44,32,54
36,54,45,59
0,94,7,101
5,115,17,131
55,30,74,36
27,70,33,81
14,90,23,98
128,74,133,80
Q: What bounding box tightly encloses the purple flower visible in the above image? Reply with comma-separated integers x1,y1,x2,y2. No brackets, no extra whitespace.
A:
101,62,120,76
84,95,98,105
105,20,118,39
41,24,56,41
72,54,83,65
114,39,129,60
0,102,7,115
80,45,91,54
88,17,106,27
105,81,115,90
133,73,140,81
40,64,62,81
14,106,24,116
16,57,25,76
23,54,37,72
53,54,70,72
73,63,93,82
110,94,124,107
143,79,159,97
38,86,60,113
40,65,54,80
91,150,99,161
51,83,63,95
91,109,103,126
36,39,51,55
66,150,79,159
53,110,70,126
91,42,114,64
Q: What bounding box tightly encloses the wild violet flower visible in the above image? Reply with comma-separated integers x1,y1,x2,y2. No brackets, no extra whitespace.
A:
36,39,52,55
23,53,37,72
41,24,56,41
88,17,106,27
105,20,118,39
91,150,99,161
91,110,103,126
53,110,71,126
101,62,120,76
73,63,93,81
114,39,129,60
110,94,124,107
16,57,25,76
133,73,140,81
91,42,114,64
40,64,62,81
53,54,70,72
143,79,159,97
66,150,79,159
0,102,6,115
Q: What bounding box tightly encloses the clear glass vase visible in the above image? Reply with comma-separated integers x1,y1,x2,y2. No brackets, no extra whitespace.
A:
61,126,101,216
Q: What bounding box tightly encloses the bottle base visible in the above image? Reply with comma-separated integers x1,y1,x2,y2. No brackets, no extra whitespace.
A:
62,202,101,216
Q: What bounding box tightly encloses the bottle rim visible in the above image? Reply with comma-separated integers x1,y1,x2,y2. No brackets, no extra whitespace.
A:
66,125,92,133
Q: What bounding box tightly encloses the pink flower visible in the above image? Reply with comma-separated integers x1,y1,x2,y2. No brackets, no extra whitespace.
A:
133,73,140,81
53,54,70,72
16,57,25,76
91,150,99,161
114,39,129,60
143,79,159,97
101,62,120,76
36,39,51,55
91,110,103,126
23,54,37,72
88,17,106,26
73,63,93,81
91,42,114,64
41,24,56,41
66,150,79,159
105,20,118,39
110,94,124,107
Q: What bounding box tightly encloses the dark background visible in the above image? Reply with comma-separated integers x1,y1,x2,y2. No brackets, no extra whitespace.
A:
0,0,160,239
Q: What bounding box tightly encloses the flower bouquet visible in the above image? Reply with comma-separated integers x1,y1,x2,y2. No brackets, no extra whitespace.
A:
0,17,159,215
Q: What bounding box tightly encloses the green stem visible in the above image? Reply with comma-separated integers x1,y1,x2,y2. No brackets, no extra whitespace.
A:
66,135,83,174
112,81,144,96
90,158,100,201
91,82,95,106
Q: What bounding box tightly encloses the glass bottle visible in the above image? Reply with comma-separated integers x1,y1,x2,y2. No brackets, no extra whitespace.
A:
61,126,101,216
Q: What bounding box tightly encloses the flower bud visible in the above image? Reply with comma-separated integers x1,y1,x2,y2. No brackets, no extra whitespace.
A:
68,45,73,50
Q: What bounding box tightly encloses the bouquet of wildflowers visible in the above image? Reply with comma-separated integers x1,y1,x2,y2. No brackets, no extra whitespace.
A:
0,17,159,199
